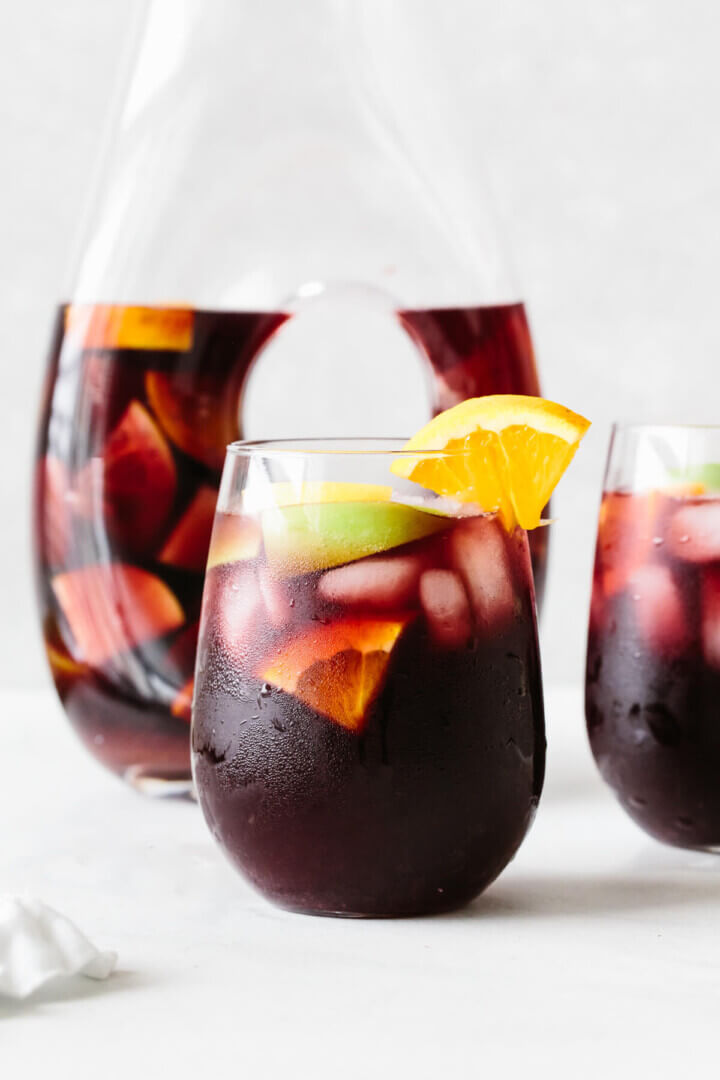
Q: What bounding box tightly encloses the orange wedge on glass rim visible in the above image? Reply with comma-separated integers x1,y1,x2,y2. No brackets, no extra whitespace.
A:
390,394,591,530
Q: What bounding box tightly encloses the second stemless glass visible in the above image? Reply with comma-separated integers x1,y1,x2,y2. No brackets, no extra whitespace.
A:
192,440,545,916
586,424,720,850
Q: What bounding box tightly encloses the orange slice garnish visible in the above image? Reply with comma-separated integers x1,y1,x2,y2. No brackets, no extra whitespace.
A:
390,395,590,529
258,617,408,732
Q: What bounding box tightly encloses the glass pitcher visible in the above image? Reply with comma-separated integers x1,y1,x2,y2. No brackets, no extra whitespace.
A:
34,0,546,793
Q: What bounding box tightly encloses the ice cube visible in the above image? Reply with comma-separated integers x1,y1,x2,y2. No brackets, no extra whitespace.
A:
318,552,426,611
628,564,690,657
666,501,720,563
216,566,264,662
419,570,472,649
701,568,720,668
450,516,515,633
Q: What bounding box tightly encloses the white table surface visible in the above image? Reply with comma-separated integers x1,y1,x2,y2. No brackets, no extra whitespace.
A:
2,684,719,1078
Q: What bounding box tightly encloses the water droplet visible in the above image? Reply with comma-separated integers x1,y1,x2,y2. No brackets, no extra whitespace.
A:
289,598,295,608
678,534,689,544
652,536,664,547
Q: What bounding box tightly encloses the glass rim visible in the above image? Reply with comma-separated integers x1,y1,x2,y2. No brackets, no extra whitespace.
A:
611,422,720,434
225,437,467,458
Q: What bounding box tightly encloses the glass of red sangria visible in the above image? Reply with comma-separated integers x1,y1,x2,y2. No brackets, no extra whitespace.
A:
192,397,588,915
586,423,720,850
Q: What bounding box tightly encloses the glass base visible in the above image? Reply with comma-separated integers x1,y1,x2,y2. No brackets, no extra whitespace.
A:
124,765,196,799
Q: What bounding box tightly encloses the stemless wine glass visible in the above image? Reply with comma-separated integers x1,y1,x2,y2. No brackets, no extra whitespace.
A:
192,439,545,916
586,424,720,850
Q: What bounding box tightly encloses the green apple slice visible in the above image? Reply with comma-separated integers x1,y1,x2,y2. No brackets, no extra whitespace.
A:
262,500,451,576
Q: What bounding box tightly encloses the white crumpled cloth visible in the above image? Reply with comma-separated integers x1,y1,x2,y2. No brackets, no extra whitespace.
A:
0,896,117,999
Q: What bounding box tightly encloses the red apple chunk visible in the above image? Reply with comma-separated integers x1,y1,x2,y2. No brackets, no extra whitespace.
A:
159,485,217,572
77,401,177,556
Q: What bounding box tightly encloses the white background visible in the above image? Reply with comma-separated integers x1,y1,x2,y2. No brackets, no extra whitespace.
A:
2,0,720,690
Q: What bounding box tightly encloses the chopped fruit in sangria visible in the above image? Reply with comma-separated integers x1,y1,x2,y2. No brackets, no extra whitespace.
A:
587,485,720,849
259,617,408,731
77,401,177,555
145,370,238,471
261,498,450,576
391,394,590,528
159,485,217,571
52,564,184,666
192,395,588,915
65,303,194,351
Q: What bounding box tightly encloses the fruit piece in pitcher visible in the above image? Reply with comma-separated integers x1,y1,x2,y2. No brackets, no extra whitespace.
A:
52,564,184,666
65,304,194,351
391,394,590,529
262,500,450,576
77,401,177,555
145,370,237,472
259,617,408,731
160,485,217,571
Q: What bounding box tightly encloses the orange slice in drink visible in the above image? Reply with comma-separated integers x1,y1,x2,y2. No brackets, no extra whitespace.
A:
259,617,408,732
391,395,590,529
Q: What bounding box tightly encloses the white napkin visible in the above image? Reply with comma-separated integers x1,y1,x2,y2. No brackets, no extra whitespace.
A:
0,896,117,999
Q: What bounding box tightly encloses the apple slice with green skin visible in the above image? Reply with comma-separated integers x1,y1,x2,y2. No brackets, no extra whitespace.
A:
52,564,184,667
159,485,218,572
258,616,409,732
262,500,451,577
